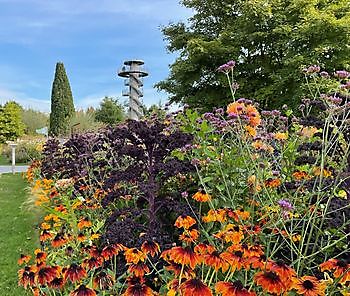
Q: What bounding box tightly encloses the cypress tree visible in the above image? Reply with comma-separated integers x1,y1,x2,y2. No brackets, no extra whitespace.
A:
49,62,75,136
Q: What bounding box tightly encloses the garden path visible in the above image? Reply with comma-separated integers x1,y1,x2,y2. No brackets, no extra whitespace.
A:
0,166,29,174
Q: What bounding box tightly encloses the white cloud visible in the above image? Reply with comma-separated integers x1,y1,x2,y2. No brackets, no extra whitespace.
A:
0,86,50,111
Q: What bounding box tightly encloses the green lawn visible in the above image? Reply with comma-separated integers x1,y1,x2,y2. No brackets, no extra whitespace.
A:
0,154,28,166
0,174,39,295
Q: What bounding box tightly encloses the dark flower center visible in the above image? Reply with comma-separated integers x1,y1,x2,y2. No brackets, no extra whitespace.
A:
265,271,280,282
232,280,244,290
234,251,243,257
337,260,347,268
233,226,240,232
303,280,314,290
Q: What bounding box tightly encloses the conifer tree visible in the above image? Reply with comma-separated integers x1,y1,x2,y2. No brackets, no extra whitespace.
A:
49,62,75,136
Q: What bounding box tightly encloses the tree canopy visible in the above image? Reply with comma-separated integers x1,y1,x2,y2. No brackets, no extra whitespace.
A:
157,0,350,111
49,62,75,136
0,101,25,143
94,96,125,125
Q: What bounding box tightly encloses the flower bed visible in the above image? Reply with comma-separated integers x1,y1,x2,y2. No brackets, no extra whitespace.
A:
18,65,350,295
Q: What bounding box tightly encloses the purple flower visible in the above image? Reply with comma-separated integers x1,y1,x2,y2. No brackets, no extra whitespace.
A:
320,71,329,78
217,60,236,73
303,65,320,74
277,199,294,211
334,70,350,79
181,191,189,199
231,82,240,90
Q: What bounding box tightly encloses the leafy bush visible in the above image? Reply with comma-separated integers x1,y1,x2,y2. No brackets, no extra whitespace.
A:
3,139,43,163
68,110,104,134
21,109,49,135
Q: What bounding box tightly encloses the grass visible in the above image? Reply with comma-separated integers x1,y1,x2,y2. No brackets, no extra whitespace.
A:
0,154,28,166
0,173,40,295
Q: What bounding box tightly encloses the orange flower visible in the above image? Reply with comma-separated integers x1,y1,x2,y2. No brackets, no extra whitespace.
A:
128,262,150,277
93,271,114,290
34,249,47,264
227,102,245,115
141,240,160,257
36,266,59,285
18,266,36,289
77,218,92,229
123,277,154,296
64,264,87,283
264,178,281,188
82,256,104,270
245,105,261,127
77,233,86,242
274,132,288,140
246,254,267,269
215,281,256,296
220,250,246,272
192,190,211,202
165,262,196,279
174,215,196,229
292,171,310,180
267,260,296,289
51,233,68,248
39,230,53,242
40,222,51,230
320,259,350,283
254,271,287,294
18,254,31,265
179,229,200,244
194,243,216,255
48,277,65,289
124,248,147,264
292,276,326,296
214,224,244,244
180,278,212,296
202,209,227,223
245,125,257,138
101,244,123,260
203,250,230,272
162,246,201,269
70,285,96,296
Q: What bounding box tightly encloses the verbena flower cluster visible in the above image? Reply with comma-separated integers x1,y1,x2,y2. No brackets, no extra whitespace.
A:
18,63,350,295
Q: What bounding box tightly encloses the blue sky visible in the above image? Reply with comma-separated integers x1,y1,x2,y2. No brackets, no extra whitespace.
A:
0,0,191,111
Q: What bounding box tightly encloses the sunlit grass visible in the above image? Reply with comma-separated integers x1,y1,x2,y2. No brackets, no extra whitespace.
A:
0,173,39,295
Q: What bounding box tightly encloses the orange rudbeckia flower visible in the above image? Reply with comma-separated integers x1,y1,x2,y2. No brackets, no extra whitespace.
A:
162,246,201,269
127,262,150,277
141,240,160,257
124,248,147,264
203,250,230,272
70,285,96,296
36,266,59,285
215,281,256,296
174,215,196,229
179,229,200,244
101,244,123,260
320,258,350,283
254,271,287,294
64,264,87,283
93,271,114,290
180,278,212,296
192,190,211,202
18,254,31,265
292,276,326,296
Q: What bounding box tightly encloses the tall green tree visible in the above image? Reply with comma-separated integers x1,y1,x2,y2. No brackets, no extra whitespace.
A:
157,0,350,111
49,62,75,136
0,101,25,143
95,96,125,125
